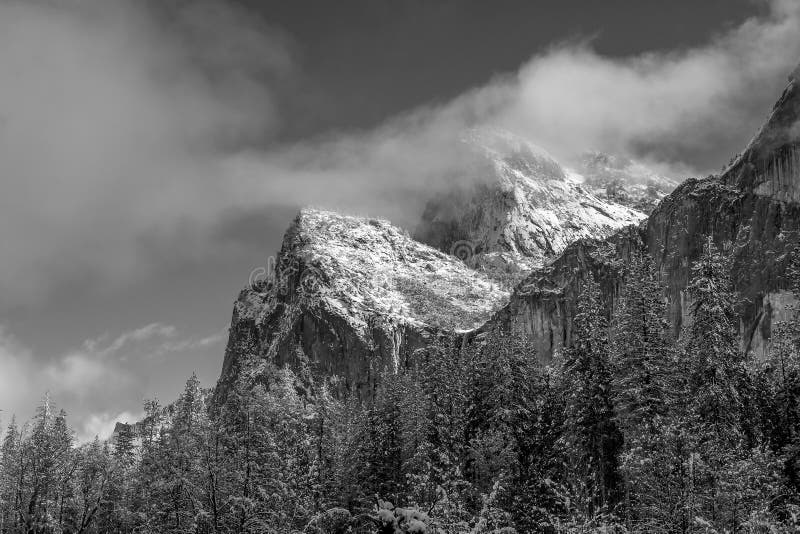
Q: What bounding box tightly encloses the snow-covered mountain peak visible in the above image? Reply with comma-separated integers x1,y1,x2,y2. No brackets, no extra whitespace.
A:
462,126,566,183
415,130,647,285
572,151,680,212
254,208,509,333
219,208,511,395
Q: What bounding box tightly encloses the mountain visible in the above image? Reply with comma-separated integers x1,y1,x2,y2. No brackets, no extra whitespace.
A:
573,151,680,213
217,208,508,398
488,70,800,360
217,69,800,395
217,128,658,395
217,129,680,394
414,128,648,286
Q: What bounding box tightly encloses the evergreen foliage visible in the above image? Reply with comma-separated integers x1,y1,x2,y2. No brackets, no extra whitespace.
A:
0,242,799,532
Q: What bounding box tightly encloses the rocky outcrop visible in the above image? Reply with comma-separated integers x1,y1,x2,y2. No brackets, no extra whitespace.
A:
216,209,508,399
487,74,800,361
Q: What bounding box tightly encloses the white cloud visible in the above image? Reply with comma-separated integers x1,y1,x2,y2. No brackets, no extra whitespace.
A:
497,0,800,167
44,352,129,396
1,0,798,312
147,326,229,359
218,0,800,226
0,322,224,438
82,322,178,360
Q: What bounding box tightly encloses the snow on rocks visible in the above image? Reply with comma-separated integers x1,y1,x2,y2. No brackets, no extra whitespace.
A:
415,128,648,285
250,208,509,334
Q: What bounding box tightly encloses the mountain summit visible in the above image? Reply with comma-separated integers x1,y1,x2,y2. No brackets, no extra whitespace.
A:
414,128,648,285
218,208,508,397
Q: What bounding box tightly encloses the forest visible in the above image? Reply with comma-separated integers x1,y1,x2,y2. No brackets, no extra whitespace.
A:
1,239,799,533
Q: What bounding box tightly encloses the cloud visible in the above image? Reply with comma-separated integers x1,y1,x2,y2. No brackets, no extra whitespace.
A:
220,0,800,224
497,0,800,168
0,322,225,438
82,322,177,359
0,0,291,306
1,0,799,312
44,352,129,395
147,326,229,359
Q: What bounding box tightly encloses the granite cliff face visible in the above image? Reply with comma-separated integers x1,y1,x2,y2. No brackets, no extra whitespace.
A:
490,73,800,360
217,209,508,398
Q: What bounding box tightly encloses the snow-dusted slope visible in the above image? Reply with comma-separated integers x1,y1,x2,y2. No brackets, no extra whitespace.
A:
415,128,647,285
266,209,508,331
218,209,508,397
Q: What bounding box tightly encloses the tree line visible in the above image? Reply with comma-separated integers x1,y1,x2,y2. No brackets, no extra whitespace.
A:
1,239,799,533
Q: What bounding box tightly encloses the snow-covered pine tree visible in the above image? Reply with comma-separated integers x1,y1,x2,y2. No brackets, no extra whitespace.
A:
560,273,623,516
611,251,672,434
0,417,21,532
609,251,679,528
681,236,746,436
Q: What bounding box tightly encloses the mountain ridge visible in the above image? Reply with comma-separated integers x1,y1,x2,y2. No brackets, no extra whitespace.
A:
217,208,508,398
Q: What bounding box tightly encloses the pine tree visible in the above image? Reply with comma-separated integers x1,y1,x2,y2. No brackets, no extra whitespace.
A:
131,397,163,533
560,273,623,516
163,374,205,533
482,331,566,531
612,252,672,434
681,237,746,436
404,338,473,528
0,417,21,533
100,423,137,534
72,437,111,534
611,252,678,527
16,398,75,534
350,372,409,506
670,237,766,531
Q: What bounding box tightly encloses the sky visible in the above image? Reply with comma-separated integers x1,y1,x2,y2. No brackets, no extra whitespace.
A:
1,0,799,441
